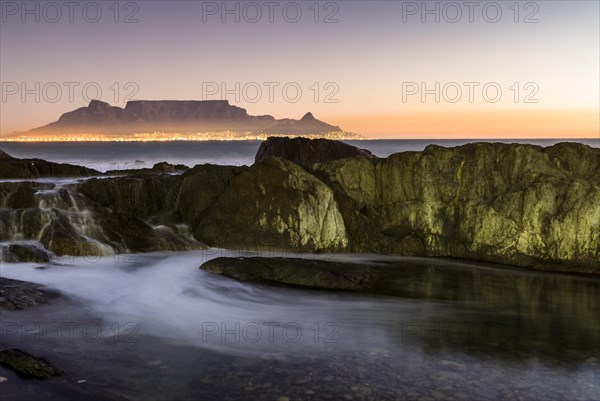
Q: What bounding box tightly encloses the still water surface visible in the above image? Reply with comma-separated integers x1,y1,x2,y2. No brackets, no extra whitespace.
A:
0,251,598,400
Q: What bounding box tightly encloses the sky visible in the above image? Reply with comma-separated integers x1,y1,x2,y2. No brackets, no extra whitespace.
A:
0,0,598,138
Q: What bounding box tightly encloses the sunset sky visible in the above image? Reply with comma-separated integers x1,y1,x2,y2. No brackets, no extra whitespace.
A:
1,0,598,138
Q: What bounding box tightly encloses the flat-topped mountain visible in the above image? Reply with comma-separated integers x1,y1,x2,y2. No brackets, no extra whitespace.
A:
28,100,342,136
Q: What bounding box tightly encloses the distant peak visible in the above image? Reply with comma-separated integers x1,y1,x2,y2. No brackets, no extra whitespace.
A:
301,112,316,121
88,99,110,108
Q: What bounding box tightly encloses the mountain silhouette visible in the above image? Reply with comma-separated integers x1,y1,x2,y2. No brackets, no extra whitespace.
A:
29,100,342,136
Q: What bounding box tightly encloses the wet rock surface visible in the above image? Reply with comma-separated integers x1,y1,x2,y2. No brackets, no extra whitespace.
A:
0,243,54,263
2,140,598,273
0,277,57,310
201,257,385,291
0,349,63,379
255,136,374,167
311,142,600,273
192,157,348,252
0,150,100,180
104,161,189,176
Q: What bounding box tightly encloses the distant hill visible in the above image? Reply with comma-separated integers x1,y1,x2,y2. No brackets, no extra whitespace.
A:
28,100,343,137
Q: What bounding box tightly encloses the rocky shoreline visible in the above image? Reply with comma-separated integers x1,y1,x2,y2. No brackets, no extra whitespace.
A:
1,137,598,274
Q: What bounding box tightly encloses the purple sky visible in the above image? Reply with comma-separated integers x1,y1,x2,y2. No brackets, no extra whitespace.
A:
1,1,598,137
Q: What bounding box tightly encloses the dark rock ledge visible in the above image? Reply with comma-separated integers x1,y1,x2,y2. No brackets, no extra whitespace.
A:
0,349,63,379
200,256,393,294
0,277,59,311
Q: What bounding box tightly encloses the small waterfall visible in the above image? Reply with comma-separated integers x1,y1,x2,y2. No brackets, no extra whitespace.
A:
1,182,116,257
34,187,71,210
0,208,55,241
0,179,204,260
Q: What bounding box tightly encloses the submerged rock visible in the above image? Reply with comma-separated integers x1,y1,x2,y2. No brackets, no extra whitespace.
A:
201,257,385,291
0,349,63,378
0,278,57,310
255,136,374,167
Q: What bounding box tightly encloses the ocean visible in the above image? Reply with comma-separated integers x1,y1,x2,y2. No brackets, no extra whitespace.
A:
1,138,598,172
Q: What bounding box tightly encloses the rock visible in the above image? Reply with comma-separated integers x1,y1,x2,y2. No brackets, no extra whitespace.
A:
0,277,57,310
0,182,38,208
0,154,100,179
93,213,202,253
0,349,63,378
103,161,189,176
0,148,14,159
0,242,54,263
0,376,7,382
255,136,374,167
1,139,598,273
0,208,56,242
200,257,386,292
38,210,108,256
78,174,182,217
193,157,348,252
312,141,600,273
176,164,243,226
152,161,188,173
0,175,203,257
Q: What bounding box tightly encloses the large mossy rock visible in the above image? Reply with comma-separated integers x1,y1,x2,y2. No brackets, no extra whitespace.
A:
192,157,348,252
313,142,600,272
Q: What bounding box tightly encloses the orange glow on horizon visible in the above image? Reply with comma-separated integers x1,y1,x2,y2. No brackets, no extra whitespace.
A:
1,110,598,142
327,109,600,139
